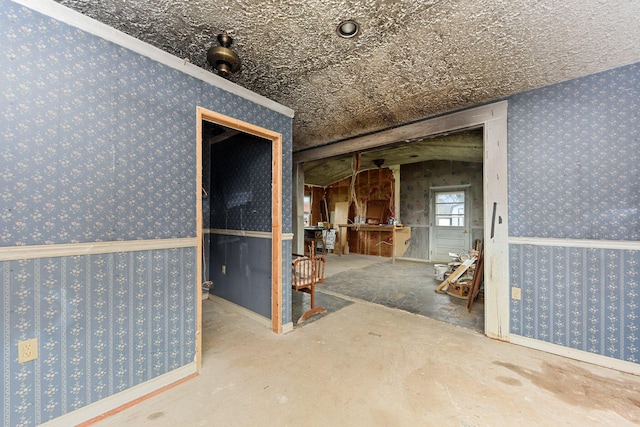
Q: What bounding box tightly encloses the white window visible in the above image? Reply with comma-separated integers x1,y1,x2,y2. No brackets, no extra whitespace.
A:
435,191,465,227
303,194,311,227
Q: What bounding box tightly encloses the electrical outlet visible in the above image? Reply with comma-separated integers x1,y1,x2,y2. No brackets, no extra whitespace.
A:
221,265,226,275
18,338,38,364
511,287,522,300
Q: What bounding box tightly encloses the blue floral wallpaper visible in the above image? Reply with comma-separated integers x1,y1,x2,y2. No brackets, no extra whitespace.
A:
510,245,639,363
0,3,293,247
0,8,197,246
199,91,293,233
209,135,273,232
0,1,292,426
2,248,196,425
508,62,640,364
509,62,640,241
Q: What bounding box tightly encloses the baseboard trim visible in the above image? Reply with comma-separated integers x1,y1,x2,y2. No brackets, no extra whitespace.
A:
39,363,198,426
209,295,271,329
510,335,640,376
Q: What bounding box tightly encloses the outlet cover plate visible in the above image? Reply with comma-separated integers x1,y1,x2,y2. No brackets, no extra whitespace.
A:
511,287,522,300
18,338,38,364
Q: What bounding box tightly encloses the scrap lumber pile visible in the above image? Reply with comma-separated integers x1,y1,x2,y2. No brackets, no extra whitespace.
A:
435,247,484,310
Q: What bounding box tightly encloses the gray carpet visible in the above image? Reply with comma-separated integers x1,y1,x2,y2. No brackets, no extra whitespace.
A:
318,260,484,332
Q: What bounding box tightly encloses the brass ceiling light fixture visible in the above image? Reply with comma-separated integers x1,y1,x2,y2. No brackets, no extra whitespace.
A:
207,32,241,78
373,159,385,168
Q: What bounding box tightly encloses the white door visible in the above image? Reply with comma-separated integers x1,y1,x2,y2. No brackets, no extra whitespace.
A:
430,189,470,262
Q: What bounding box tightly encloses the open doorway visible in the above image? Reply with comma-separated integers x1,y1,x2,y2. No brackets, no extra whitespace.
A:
195,107,283,368
298,132,485,331
293,102,509,340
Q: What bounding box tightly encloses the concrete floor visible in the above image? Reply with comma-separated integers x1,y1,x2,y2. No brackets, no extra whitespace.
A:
94,294,640,426
323,252,383,277
317,254,484,331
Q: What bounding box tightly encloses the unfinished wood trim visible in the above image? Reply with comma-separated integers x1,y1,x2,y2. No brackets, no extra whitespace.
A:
0,238,197,261
196,112,203,371
293,102,508,163
13,0,294,119
272,131,284,334
76,372,198,427
509,236,640,250
510,335,640,376
196,107,284,335
39,363,197,427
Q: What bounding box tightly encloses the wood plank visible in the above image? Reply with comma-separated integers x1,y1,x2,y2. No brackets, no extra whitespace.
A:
272,132,283,334
467,246,484,311
334,202,350,253
435,258,474,293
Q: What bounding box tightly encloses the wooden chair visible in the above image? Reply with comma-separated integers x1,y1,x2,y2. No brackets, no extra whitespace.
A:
291,246,326,323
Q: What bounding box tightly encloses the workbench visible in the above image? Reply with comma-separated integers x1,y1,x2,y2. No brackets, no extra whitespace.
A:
336,224,409,263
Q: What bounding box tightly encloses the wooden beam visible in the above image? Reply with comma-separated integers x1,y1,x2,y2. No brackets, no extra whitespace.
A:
293,102,507,164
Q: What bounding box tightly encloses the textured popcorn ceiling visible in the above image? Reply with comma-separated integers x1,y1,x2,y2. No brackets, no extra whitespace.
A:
55,0,640,153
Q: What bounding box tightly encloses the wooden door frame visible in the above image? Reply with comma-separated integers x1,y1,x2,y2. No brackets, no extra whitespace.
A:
196,107,283,368
293,101,509,341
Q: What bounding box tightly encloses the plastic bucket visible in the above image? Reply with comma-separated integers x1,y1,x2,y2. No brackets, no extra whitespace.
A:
434,264,448,281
